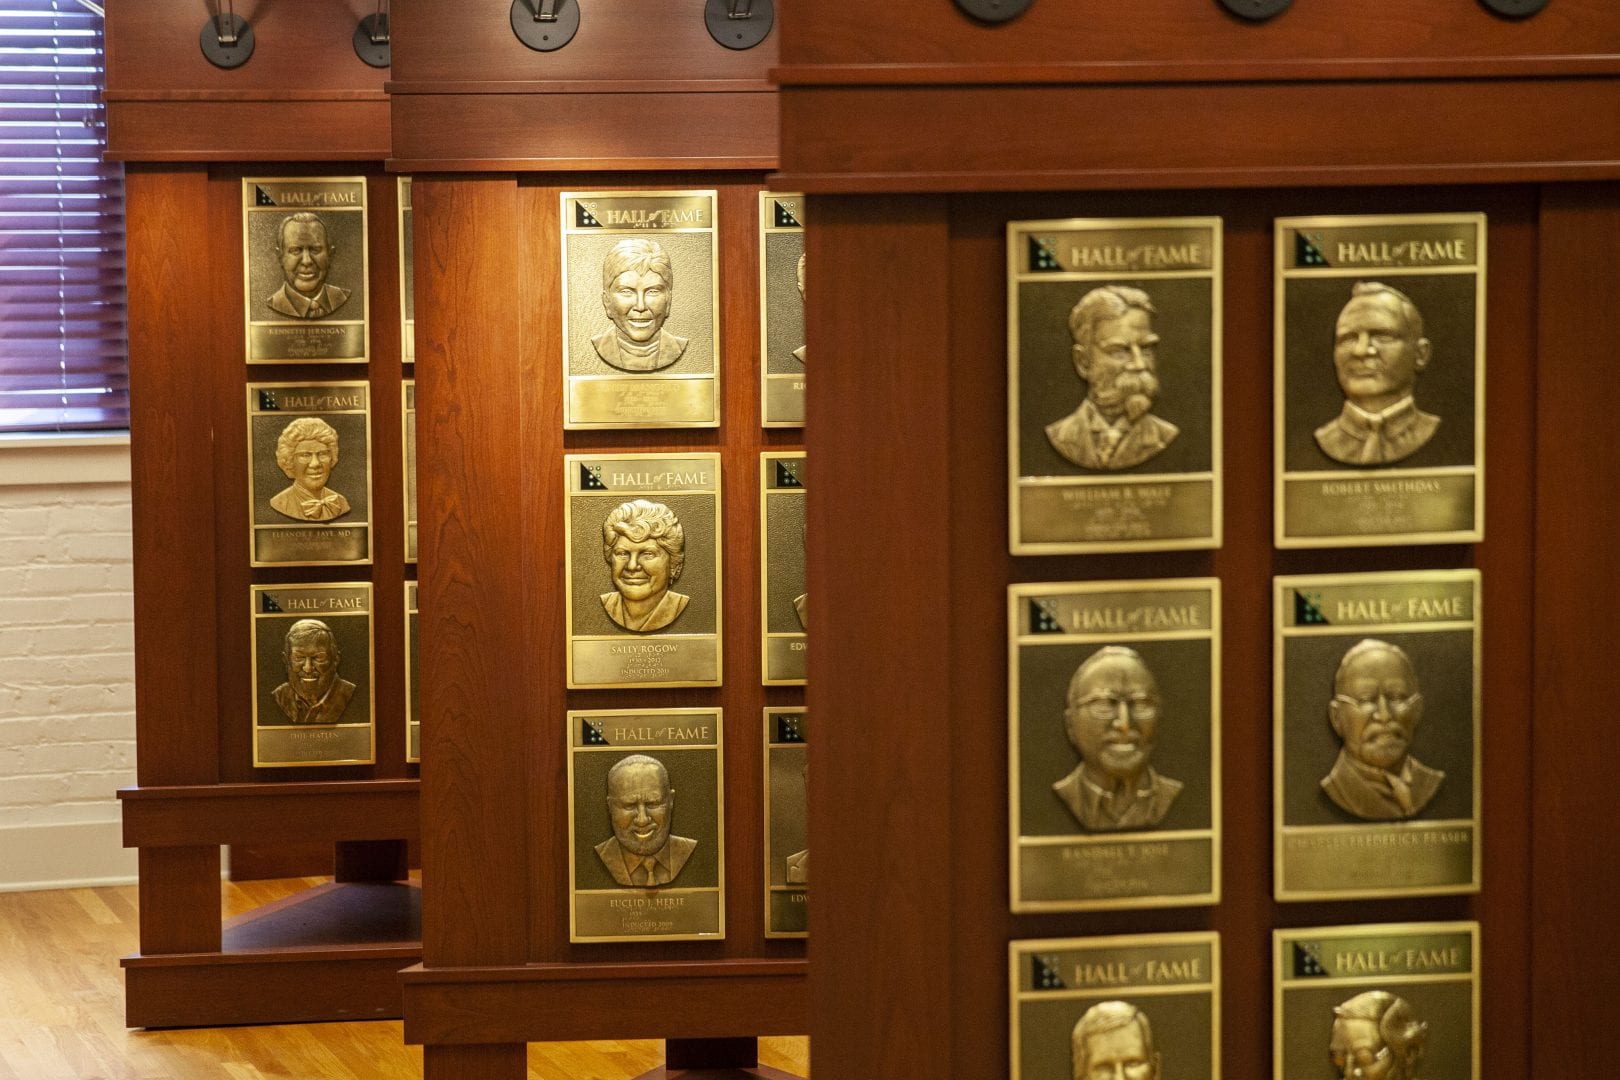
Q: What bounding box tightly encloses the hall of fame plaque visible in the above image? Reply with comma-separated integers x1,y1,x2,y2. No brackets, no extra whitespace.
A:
1276,214,1486,547
250,582,375,768
247,382,372,567
398,176,414,364
564,453,722,688
764,708,808,938
561,190,719,429
1010,932,1220,1080
1010,579,1221,911
759,192,806,427
402,379,416,564
1275,570,1482,901
1275,922,1479,1080
405,580,419,764
1008,217,1222,554
760,451,807,685
242,177,369,364
567,709,724,943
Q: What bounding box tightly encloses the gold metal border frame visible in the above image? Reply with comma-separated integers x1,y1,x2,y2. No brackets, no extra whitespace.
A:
248,581,377,768
404,578,419,765
763,706,809,940
565,707,726,944
245,380,375,568
1272,921,1481,1080
402,378,416,565
759,190,805,430
397,175,414,366
561,451,724,689
1272,568,1484,901
1272,212,1487,549
1009,931,1222,1080
759,450,807,687
1006,215,1224,555
559,188,721,430
240,175,372,366
1007,577,1223,912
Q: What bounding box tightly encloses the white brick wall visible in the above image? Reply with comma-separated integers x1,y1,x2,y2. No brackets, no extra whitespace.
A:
0,467,138,890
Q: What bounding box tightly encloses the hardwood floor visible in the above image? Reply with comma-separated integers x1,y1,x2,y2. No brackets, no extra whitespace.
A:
0,879,809,1079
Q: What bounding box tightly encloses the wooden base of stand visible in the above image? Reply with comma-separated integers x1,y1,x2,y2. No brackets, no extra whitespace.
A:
122,881,421,1028
629,1038,804,1080
633,1069,801,1080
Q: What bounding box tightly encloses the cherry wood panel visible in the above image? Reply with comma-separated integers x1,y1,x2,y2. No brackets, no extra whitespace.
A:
392,0,775,86
121,160,421,1026
415,174,533,972
104,1,391,161
123,948,419,1029
125,165,221,789
388,92,777,173
412,170,805,1073
1530,184,1620,1079
776,78,1620,194
807,186,1537,1079
106,0,392,95
778,0,1620,68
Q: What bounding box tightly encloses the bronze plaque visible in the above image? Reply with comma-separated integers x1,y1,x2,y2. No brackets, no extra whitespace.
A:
759,192,806,428
1011,933,1220,1080
1275,214,1486,547
242,177,370,364
764,708,808,938
1010,579,1221,912
250,583,375,768
247,382,373,567
398,176,414,365
1275,922,1479,1080
760,452,807,685
405,580,419,764
561,190,719,429
567,709,725,943
1274,570,1481,901
564,453,722,688
402,379,417,564
1008,218,1223,554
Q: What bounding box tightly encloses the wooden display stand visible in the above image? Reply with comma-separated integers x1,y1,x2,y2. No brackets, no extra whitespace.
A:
774,2,1620,1077
108,3,420,1028
390,3,805,1077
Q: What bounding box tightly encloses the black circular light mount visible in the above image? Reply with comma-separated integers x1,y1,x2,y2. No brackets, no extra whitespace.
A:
511,0,580,52
199,13,254,69
353,13,391,69
705,0,775,51
1217,0,1292,21
954,0,1035,24
1480,0,1550,17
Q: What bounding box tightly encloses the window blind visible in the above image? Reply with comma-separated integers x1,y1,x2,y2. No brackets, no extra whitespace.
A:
0,0,126,434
